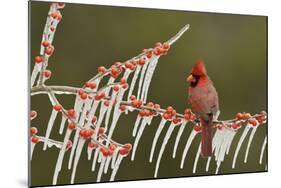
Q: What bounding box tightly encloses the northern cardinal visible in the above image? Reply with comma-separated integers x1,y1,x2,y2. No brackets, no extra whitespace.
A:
187,60,219,157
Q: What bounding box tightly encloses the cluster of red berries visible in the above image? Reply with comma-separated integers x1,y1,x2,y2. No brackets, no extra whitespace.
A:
236,111,267,127
131,97,143,108
110,63,123,78
78,89,89,100
112,77,128,92
100,144,116,157
138,102,159,117
79,129,94,139
143,42,170,58
183,109,196,121
85,82,97,90
162,106,181,124
94,92,106,100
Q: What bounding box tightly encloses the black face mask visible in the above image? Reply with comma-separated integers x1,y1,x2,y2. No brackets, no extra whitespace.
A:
190,74,201,87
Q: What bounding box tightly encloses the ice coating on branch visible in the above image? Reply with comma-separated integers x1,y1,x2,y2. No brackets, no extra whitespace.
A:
71,138,86,184
43,109,59,150
173,121,187,158
85,100,100,127
110,154,124,181
244,126,258,163
131,117,150,160
132,115,142,137
154,123,175,178
127,65,141,102
180,129,198,169
259,136,267,164
232,124,251,168
59,115,67,134
141,55,160,103
53,129,72,185
30,63,42,87
192,143,201,173
149,118,167,162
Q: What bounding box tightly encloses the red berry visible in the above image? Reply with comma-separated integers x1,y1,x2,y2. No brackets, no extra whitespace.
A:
131,100,139,107
138,58,146,65
98,66,106,73
184,113,190,121
85,82,96,89
119,148,129,155
166,106,173,113
100,148,110,157
45,47,53,55
68,122,76,130
68,109,75,118
113,85,119,92
79,129,86,137
30,127,38,135
162,42,170,50
243,113,251,120
153,49,160,56
80,93,87,100
92,116,97,123
98,127,105,135
119,105,127,112
31,136,40,143
42,41,50,47
30,111,37,119
109,144,117,151
104,100,110,107
88,141,98,148
248,118,257,126
146,52,152,58
236,112,244,120
43,70,52,78
120,77,127,84
162,113,170,120
85,129,94,138
34,56,42,63
94,92,105,100
123,143,132,150
111,67,120,78
139,110,146,117
129,95,136,101
137,100,142,107
122,83,128,89
78,89,84,95
193,124,201,132
53,104,62,111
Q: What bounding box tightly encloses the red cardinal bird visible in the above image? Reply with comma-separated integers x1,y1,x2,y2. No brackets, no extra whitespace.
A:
187,60,219,157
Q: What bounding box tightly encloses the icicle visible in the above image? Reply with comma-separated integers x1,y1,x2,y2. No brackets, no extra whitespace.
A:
226,130,236,155
85,100,100,128
106,110,121,146
127,65,141,102
215,161,221,174
192,143,201,173
232,124,251,168
97,156,106,182
87,147,93,160
149,118,167,162
244,126,258,163
68,130,79,169
141,55,159,103
91,149,99,172
110,154,124,181
206,157,211,172
180,129,198,169
259,136,267,164
43,109,59,150
105,91,117,129
137,59,149,100
132,115,142,137
154,123,175,178
111,147,120,169
205,129,221,172
53,129,72,185
70,138,86,184
30,143,36,160
59,116,67,134
104,156,112,174
73,95,84,122
93,103,108,139
78,98,92,128
131,117,149,161
30,63,42,87
172,121,187,158
98,152,103,163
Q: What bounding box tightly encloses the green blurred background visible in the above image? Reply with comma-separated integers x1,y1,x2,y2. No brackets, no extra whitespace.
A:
30,1,267,187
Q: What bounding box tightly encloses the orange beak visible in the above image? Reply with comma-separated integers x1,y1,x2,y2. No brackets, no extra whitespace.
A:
187,74,195,83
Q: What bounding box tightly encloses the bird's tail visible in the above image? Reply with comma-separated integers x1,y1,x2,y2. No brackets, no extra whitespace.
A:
200,118,213,157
